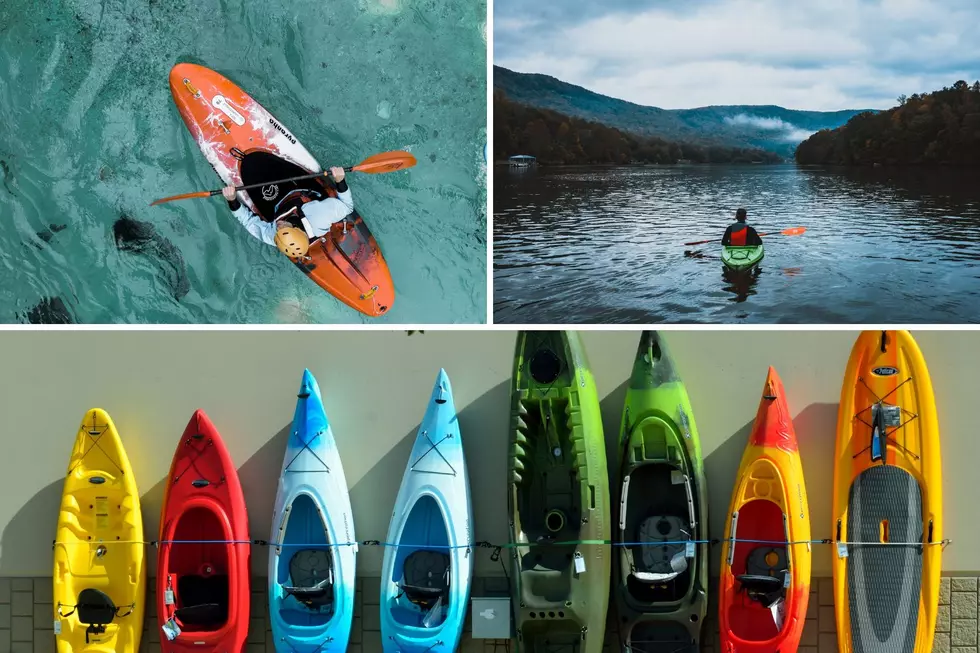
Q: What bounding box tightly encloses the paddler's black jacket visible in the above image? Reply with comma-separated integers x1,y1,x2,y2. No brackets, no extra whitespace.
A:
722,223,763,246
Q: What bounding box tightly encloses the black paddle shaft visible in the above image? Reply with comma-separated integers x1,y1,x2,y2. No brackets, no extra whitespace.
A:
216,169,351,195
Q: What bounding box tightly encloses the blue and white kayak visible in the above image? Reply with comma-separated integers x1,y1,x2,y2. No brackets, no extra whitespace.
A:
380,369,473,653
268,369,357,652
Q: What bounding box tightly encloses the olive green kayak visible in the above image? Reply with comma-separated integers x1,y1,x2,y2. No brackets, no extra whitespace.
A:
613,331,708,653
722,244,764,271
509,331,611,653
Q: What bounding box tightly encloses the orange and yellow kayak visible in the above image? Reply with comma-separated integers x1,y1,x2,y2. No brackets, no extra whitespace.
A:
832,331,942,653
168,63,395,317
719,367,810,653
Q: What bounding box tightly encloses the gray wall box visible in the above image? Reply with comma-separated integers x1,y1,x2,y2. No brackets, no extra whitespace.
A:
471,597,511,638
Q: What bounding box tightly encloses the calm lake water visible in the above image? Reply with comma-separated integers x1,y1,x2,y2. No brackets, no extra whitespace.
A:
0,0,486,324
494,164,980,324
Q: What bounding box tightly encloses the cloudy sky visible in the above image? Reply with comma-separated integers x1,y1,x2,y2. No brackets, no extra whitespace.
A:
494,0,980,110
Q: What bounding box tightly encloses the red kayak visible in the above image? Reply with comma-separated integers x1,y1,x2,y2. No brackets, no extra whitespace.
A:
157,410,250,653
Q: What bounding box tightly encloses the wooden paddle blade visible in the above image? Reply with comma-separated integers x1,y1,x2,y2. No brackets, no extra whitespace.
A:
352,151,417,174
150,190,213,206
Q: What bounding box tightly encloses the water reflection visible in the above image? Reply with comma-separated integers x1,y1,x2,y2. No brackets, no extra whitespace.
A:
721,267,762,303
494,164,980,323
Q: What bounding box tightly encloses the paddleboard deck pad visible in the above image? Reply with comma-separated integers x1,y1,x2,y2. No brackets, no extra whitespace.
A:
168,63,394,317
846,465,922,653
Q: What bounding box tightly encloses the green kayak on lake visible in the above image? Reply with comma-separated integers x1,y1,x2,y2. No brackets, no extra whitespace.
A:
722,245,764,271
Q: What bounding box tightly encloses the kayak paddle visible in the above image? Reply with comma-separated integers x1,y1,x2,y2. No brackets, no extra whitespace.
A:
683,226,807,246
149,150,417,207
759,226,806,238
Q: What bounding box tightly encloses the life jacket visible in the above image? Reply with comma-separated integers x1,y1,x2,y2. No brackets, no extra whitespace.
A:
275,190,320,241
729,224,748,246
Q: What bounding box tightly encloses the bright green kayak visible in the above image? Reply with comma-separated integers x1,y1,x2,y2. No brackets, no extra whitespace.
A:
509,331,610,653
613,331,708,653
722,244,764,271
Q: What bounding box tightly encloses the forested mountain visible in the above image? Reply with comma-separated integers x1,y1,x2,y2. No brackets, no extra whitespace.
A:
495,91,782,165
494,65,870,158
795,81,980,166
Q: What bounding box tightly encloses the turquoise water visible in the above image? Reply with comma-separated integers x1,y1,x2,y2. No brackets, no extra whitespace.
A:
0,0,486,324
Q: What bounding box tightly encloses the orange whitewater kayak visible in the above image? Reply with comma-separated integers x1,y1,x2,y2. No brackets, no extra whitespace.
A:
167,62,394,317
719,366,811,653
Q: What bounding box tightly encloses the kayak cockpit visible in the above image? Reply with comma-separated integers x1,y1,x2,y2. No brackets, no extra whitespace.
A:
275,493,336,626
620,461,695,604
726,499,791,641
389,495,452,629
169,506,231,632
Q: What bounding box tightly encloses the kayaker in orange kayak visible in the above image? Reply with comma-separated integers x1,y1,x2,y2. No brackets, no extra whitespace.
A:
220,166,353,257
722,208,763,246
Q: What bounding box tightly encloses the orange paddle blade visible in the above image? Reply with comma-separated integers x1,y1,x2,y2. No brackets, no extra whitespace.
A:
352,151,417,174
149,190,213,206
759,226,807,238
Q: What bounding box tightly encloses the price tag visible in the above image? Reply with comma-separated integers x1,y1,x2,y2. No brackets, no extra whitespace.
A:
53,621,62,635
770,598,785,631
837,542,849,559
685,541,695,558
573,552,586,574
670,470,685,485
162,618,182,641
164,589,175,605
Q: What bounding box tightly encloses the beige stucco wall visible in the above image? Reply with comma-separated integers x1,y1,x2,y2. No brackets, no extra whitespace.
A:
0,330,973,580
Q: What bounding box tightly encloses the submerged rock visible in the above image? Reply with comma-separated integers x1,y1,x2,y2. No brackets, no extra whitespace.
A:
113,215,191,301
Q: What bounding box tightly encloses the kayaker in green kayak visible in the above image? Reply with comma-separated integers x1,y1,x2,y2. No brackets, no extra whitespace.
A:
722,208,762,246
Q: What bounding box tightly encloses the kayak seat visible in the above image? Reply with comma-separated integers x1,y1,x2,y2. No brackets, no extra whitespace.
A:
175,574,229,627
76,588,117,626
738,545,788,608
736,574,784,608
283,549,334,611
73,588,132,643
400,549,450,610
631,515,690,583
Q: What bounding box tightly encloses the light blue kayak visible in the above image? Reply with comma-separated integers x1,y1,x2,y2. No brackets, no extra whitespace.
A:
380,369,473,652
268,369,357,652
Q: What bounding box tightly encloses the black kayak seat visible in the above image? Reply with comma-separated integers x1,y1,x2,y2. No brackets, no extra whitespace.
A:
76,588,117,626
175,574,229,627
174,603,225,627
400,550,450,609
283,548,335,610
73,588,133,643
736,574,785,608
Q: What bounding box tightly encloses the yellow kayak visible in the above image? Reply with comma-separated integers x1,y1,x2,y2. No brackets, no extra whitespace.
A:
832,331,942,653
53,409,146,653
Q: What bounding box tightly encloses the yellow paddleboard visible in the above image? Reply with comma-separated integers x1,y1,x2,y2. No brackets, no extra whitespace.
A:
832,331,942,653
53,409,146,653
